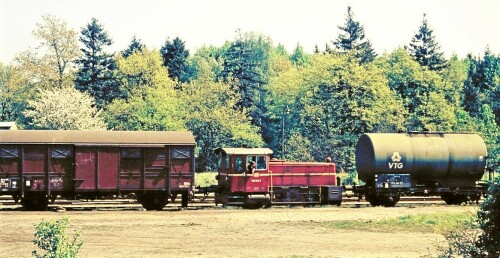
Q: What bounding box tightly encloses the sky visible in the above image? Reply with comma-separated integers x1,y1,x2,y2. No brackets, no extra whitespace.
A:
1,0,500,64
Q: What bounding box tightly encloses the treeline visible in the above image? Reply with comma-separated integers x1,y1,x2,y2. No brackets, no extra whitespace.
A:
0,8,498,176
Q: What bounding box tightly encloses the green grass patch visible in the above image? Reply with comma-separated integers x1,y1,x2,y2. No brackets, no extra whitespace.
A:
322,211,475,233
195,172,218,187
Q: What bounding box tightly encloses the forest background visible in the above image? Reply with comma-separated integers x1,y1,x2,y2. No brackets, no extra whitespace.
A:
0,7,498,182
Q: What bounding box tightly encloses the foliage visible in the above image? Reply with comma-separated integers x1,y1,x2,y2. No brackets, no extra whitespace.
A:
290,43,310,67
115,48,175,97
75,17,121,109
220,30,272,126
160,37,190,84
462,49,500,123
24,87,107,130
0,63,37,126
180,75,263,171
333,6,376,64
32,217,82,258
122,36,144,58
15,14,80,89
406,14,447,71
267,53,404,168
475,105,500,174
106,48,184,131
439,177,500,257
105,86,184,131
195,172,218,187
377,48,455,131
322,211,474,233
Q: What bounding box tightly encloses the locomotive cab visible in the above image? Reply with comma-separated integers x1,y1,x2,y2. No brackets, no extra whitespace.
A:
215,148,273,207
214,148,343,208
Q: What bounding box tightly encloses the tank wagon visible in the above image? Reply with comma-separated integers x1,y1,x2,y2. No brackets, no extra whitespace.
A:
354,132,488,207
0,130,195,210
213,148,343,208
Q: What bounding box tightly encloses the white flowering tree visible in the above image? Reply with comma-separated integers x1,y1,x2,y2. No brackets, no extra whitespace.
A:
24,87,107,130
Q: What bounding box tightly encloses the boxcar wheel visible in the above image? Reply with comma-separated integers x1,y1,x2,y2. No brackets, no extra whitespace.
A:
21,194,49,211
141,194,167,211
181,193,188,208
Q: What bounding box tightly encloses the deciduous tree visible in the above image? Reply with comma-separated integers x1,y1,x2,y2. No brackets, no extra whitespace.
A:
23,87,106,130
15,14,80,89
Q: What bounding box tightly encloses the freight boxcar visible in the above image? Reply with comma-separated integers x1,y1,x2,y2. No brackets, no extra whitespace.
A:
354,132,488,207
214,148,343,208
0,130,195,210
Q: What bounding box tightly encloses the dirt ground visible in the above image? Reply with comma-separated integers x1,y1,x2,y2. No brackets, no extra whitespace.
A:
0,205,476,258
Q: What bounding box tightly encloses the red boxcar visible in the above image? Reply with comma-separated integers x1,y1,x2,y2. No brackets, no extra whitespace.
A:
0,130,195,210
214,148,343,208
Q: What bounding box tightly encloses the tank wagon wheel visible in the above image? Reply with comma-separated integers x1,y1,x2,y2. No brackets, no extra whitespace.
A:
440,193,468,205
380,195,400,207
366,195,380,207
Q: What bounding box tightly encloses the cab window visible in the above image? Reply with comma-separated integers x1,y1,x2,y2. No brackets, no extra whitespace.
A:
234,157,244,173
246,155,267,170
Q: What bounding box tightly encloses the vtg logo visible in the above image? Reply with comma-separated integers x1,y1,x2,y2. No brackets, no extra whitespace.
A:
388,152,404,169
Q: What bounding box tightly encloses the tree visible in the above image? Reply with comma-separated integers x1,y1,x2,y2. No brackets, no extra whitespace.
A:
334,6,376,64
477,177,500,257
406,14,447,71
0,63,36,126
75,18,121,109
377,48,455,131
105,48,184,131
160,37,190,84
267,54,405,166
32,217,82,258
290,43,310,66
220,30,272,129
462,54,483,117
115,48,174,97
23,87,106,130
180,76,263,171
15,14,80,89
122,36,144,58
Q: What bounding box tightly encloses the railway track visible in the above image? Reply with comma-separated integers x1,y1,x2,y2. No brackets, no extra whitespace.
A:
0,194,466,211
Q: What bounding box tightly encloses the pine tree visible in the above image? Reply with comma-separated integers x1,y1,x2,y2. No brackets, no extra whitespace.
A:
75,18,121,109
290,43,310,66
334,6,376,63
462,54,483,117
122,36,144,58
160,37,190,84
407,14,447,71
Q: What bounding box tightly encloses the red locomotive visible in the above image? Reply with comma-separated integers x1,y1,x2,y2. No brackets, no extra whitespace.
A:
0,130,195,210
214,148,343,208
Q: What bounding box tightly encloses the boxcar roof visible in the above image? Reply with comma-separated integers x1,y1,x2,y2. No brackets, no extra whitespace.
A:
215,148,273,155
0,130,195,146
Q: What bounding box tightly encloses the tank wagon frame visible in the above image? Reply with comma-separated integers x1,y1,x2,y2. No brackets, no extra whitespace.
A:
0,130,196,210
354,132,489,207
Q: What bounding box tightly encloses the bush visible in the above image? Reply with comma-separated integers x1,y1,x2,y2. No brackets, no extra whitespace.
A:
32,217,82,258
439,177,500,257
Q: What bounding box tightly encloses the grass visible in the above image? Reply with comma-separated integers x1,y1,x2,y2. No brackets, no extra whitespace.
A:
195,172,218,187
321,211,476,234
